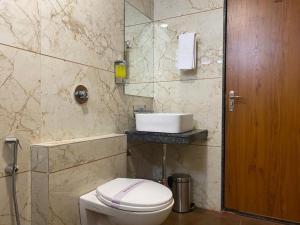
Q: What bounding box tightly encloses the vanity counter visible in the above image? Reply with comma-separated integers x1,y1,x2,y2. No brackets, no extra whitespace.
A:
125,129,208,145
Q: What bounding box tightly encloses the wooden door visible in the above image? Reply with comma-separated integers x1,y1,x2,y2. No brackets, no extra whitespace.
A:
225,0,300,223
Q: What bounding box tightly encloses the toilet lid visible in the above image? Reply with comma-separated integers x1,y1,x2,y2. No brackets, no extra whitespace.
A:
96,178,173,212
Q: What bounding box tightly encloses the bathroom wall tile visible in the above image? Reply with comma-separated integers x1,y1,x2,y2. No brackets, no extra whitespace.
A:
32,134,127,173
128,143,221,211
40,56,127,141
125,23,154,83
126,0,154,19
153,78,222,147
40,0,124,71
94,75,153,132
31,146,48,172
154,9,223,82
40,55,153,141
0,0,40,52
125,2,152,26
48,153,126,225
154,0,223,20
31,172,48,225
127,143,163,179
127,95,154,112
31,135,128,225
0,45,41,177
0,172,31,225
0,1,155,225
90,73,153,133
88,70,153,132
48,134,126,172
165,145,222,211
125,83,154,98
125,95,154,131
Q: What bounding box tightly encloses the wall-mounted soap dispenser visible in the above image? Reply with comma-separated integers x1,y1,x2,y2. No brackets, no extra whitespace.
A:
114,60,127,84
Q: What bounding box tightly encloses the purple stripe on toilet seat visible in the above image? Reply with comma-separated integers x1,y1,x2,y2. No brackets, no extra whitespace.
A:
110,180,148,207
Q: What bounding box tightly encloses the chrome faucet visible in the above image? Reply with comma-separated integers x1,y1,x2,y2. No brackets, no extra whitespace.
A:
133,105,153,118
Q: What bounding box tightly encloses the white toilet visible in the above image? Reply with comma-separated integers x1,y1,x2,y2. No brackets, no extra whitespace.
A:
80,178,174,225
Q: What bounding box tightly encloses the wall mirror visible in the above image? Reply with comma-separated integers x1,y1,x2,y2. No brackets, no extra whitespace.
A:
124,1,154,98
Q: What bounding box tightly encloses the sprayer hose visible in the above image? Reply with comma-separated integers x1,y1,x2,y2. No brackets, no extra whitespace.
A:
12,143,21,225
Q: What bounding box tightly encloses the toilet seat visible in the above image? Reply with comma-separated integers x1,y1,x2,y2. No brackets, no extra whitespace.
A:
96,178,173,212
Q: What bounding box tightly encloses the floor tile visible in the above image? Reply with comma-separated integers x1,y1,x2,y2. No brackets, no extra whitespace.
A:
163,209,287,225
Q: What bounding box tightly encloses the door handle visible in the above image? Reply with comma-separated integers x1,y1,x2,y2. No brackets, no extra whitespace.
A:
229,90,241,112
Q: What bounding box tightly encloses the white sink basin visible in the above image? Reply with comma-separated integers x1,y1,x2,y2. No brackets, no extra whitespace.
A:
135,113,193,133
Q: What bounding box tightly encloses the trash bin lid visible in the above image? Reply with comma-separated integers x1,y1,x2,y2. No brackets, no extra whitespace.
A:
172,173,191,182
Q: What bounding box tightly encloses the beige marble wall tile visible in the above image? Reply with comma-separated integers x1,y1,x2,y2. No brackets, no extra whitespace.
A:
47,134,126,172
154,78,222,146
0,45,41,177
166,145,222,211
40,56,127,141
31,135,128,225
40,55,153,141
0,1,155,225
128,143,221,211
94,80,153,132
40,0,124,71
0,172,31,225
125,2,152,26
154,0,223,20
31,146,48,172
154,9,223,82
127,143,163,179
0,0,40,52
126,0,154,19
126,95,154,130
88,70,153,132
31,172,48,225
125,83,154,98
48,153,126,225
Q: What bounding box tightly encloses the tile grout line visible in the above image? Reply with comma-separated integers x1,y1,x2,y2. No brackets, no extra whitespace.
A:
31,170,47,174
0,42,114,74
153,7,224,22
0,170,31,179
125,21,153,27
49,152,127,174
126,76,223,85
155,77,223,83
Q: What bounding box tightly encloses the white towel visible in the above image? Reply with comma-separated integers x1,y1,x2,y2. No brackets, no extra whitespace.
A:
176,32,196,70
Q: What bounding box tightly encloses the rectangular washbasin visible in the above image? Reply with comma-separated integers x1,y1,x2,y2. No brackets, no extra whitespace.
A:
135,113,193,133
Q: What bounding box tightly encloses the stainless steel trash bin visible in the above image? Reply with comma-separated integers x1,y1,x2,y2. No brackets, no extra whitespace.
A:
171,174,192,213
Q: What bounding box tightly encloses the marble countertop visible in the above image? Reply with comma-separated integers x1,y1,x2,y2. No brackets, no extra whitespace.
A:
125,129,208,144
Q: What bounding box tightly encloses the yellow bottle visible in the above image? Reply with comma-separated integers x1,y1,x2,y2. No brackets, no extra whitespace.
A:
114,60,127,84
